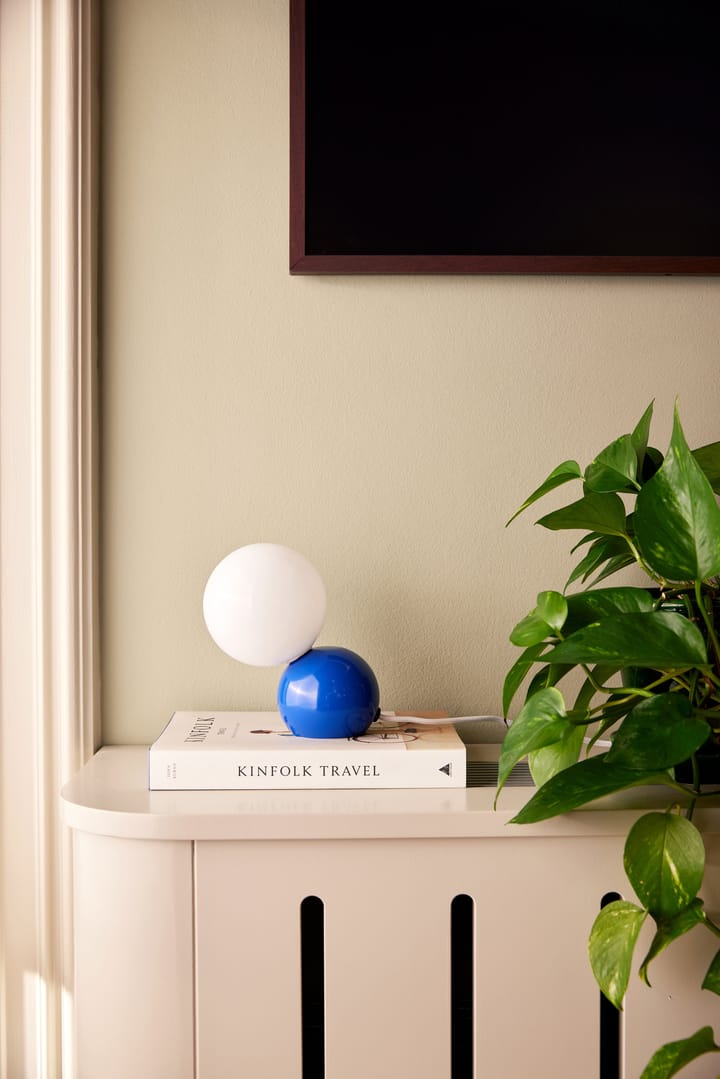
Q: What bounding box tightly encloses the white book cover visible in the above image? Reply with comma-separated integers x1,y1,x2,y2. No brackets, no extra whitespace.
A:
148,711,466,790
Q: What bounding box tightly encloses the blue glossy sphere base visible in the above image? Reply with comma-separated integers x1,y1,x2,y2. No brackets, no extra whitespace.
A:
277,647,380,739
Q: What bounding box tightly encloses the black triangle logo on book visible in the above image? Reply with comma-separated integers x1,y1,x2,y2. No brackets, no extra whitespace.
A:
439,763,452,777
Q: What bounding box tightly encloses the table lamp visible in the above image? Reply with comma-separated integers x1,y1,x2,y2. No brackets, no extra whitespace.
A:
202,543,380,738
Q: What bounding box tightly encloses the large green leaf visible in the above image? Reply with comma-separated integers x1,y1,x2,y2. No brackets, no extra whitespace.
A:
624,812,705,920
537,492,628,537
693,441,720,495
506,460,583,526
585,434,640,494
528,724,585,786
496,688,569,800
701,949,720,995
564,588,655,635
639,1026,720,1079
548,611,708,669
510,755,670,823
606,693,711,770
588,899,647,1008
635,407,720,581
638,899,706,986
509,592,568,647
502,642,548,715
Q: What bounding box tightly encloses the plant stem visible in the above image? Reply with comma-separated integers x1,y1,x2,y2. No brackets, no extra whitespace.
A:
695,579,720,679
624,535,666,584
653,776,714,800
703,916,720,941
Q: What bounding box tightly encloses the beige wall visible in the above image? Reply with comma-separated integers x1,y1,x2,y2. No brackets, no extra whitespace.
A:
100,0,720,744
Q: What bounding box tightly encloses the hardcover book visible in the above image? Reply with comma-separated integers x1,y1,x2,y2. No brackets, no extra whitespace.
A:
148,711,466,790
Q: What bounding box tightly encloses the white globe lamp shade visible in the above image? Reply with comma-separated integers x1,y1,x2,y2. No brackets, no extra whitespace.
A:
203,543,327,667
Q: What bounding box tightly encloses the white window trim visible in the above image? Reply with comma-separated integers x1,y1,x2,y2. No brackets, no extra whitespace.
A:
0,2,99,1076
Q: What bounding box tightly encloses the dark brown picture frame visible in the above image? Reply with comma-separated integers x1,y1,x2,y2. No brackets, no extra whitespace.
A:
290,0,720,275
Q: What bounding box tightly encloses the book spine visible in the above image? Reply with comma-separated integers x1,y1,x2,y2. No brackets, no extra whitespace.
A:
148,747,465,790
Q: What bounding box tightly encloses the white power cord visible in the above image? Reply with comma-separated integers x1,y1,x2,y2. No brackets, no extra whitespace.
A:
379,712,612,748
380,711,505,726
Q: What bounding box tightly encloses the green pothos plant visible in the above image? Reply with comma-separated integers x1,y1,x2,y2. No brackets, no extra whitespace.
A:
496,401,720,1079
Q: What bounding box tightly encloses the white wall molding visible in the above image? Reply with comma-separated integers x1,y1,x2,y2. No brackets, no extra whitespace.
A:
0,1,99,1075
